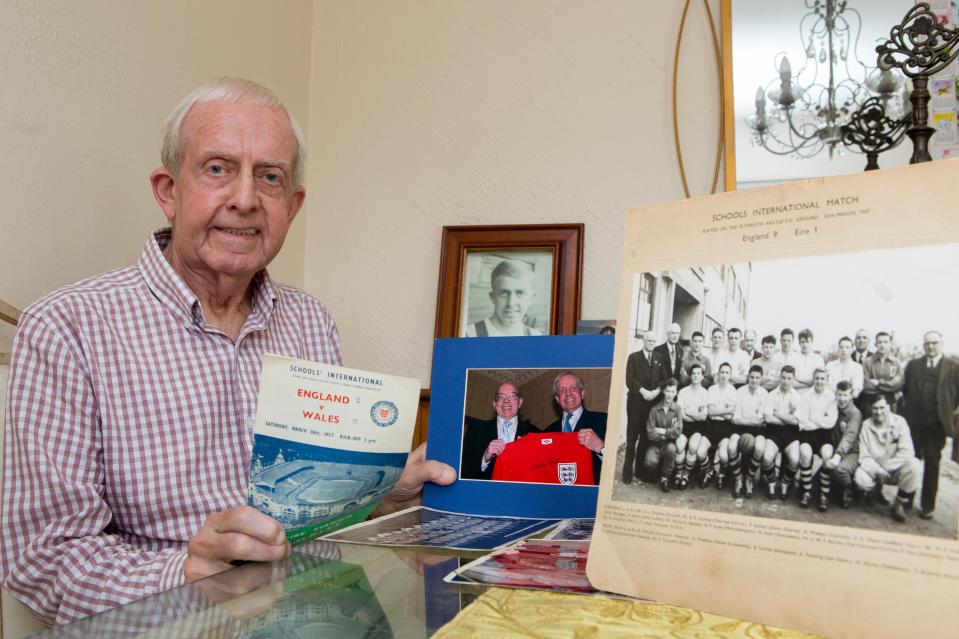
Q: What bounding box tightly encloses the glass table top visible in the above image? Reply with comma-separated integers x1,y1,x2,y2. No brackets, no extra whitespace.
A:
35,542,486,638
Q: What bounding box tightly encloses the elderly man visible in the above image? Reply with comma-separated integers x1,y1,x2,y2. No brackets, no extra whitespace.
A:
852,329,873,365
743,329,761,361
462,382,538,480
1,78,453,625
544,371,607,482
653,322,684,381
901,330,959,520
623,332,666,484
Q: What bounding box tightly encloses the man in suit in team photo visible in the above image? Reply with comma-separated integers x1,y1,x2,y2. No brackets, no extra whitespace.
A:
624,331,667,484
545,371,607,483
901,330,959,520
461,382,539,480
654,322,684,381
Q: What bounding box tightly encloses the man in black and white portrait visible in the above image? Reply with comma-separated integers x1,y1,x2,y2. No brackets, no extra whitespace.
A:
464,259,544,337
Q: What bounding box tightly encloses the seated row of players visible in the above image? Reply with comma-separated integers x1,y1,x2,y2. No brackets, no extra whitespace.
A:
644,362,923,523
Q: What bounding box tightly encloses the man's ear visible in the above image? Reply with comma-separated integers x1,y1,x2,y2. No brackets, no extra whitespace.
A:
287,186,306,224
150,167,177,224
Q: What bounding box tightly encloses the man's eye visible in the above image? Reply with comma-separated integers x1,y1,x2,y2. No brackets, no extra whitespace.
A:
264,173,281,183
208,164,225,175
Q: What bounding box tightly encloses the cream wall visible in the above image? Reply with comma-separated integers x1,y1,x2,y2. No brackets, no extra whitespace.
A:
0,0,313,353
304,0,723,384
1,1,723,383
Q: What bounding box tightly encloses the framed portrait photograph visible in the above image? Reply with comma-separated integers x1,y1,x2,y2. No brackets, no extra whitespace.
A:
433,224,583,339
424,335,614,519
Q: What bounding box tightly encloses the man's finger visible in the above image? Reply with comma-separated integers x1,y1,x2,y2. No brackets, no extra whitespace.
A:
210,506,287,545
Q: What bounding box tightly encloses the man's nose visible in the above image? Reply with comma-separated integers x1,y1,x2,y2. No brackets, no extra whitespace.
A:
227,170,258,212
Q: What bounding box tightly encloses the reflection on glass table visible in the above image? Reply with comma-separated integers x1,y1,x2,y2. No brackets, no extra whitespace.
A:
35,542,484,638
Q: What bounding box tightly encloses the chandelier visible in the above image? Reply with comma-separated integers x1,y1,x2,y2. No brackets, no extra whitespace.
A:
747,0,909,159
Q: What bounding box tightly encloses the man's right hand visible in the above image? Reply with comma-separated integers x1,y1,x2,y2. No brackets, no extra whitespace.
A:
483,439,506,463
185,505,291,582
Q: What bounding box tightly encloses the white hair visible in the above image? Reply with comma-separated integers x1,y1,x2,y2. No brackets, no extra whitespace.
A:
160,77,306,186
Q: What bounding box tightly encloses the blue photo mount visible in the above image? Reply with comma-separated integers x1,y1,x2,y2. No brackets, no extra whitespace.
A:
423,334,614,518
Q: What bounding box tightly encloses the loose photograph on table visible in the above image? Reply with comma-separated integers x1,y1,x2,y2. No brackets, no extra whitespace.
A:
612,242,959,541
321,506,557,551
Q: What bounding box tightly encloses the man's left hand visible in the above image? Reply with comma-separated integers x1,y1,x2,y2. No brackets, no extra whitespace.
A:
374,443,455,517
577,428,604,453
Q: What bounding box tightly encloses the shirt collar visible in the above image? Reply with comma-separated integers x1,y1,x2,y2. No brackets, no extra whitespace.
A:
138,228,278,330
928,353,943,367
566,406,585,421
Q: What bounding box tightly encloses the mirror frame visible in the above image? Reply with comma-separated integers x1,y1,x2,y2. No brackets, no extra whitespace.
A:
720,0,737,191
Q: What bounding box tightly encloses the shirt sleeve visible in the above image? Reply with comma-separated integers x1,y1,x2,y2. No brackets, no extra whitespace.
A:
2,311,187,625
835,410,862,456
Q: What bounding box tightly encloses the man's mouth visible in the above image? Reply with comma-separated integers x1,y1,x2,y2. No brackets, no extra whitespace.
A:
216,227,259,237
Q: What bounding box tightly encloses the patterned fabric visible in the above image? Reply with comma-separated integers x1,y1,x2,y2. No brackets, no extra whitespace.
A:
432,588,822,638
1,229,341,624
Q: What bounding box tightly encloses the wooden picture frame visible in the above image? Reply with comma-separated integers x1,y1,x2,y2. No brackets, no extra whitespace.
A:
433,224,583,339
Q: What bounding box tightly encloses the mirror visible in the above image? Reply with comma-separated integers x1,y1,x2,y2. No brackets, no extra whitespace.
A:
723,0,916,190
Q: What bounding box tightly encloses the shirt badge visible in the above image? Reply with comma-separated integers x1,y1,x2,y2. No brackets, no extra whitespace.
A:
558,463,578,485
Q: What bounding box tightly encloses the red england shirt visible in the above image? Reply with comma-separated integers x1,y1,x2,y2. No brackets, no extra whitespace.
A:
491,432,594,485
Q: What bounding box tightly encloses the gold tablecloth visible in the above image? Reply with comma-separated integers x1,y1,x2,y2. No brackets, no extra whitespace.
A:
433,588,821,638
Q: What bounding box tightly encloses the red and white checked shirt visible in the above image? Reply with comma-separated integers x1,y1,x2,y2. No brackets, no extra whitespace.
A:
1,229,342,624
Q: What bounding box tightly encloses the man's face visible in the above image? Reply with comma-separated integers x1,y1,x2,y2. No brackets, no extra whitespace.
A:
747,370,761,389
691,334,704,353
871,398,889,423
923,332,943,359
643,332,657,352
813,371,827,393
489,275,534,326
876,334,891,355
554,375,584,413
799,336,812,354
662,385,678,403
779,371,795,391
493,383,522,420
666,326,680,345
717,365,731,384
855,330,870,352
690,367,704,386
837,340,853,360
836,388,853,409
762,340,776,358
781,333,794,353
727,331,741,351
743,331,756,353
711,330,724,350
151,101,304,282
